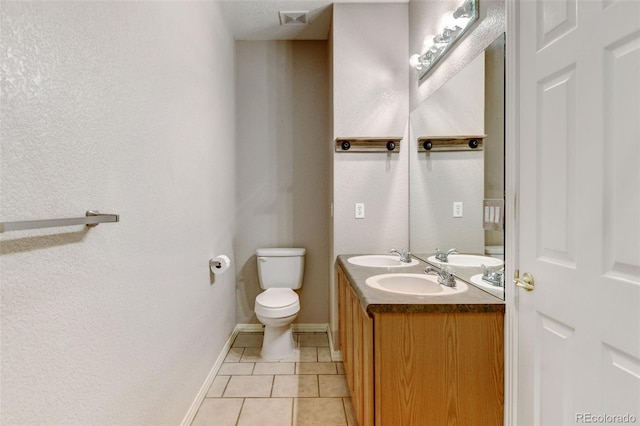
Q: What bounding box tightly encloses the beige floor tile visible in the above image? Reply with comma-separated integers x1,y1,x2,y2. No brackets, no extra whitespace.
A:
219,362,254,375
206,375,230,397
272,375,319,397
237,398,293,426
191,398,242,426
224,347,244,362
286,347,319,362
253,362,295,375
293,397,347,425
223,375,274,398
317,347,332,362
343,398,357,426
298,334,329,347
278,346,318,362
240,347,263,362
232,333,264,348
296,362,337,375
193,332,351,426
319,375,350,397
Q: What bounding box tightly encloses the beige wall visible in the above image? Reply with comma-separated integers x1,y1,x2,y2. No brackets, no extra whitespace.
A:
331,3,409,341
235,40,330,325
0,2,237,424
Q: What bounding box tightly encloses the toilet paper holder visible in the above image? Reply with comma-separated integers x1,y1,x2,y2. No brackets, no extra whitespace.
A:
210,255,231,274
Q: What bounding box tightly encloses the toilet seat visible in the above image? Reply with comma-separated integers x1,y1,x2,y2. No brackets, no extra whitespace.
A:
255,288,300,318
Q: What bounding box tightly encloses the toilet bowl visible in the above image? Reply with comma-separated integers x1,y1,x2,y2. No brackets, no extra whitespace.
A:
254,248,305,360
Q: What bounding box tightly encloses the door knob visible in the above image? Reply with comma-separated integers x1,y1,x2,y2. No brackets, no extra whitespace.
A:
514,270,534,291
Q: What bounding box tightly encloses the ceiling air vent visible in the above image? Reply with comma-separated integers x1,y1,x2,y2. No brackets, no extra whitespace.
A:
279,11,309,25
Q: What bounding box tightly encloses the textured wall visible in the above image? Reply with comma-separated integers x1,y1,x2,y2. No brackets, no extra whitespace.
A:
331,3,409,340
0,2,237,424
235,40,330,325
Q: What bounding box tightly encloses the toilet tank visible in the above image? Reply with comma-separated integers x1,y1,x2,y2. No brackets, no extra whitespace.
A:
256,248,306,289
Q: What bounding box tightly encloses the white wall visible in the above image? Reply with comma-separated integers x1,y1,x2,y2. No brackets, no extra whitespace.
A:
235,40,330,325
331,3,409,341
0,2,236,424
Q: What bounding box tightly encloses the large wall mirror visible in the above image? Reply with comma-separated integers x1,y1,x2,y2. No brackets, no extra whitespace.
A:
409,33,505,299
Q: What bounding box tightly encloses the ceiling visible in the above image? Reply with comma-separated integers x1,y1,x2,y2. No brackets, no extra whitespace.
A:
218,0,408,40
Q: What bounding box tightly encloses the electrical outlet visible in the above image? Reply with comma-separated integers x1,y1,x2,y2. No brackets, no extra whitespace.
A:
453,202,463,218
355,203,365,219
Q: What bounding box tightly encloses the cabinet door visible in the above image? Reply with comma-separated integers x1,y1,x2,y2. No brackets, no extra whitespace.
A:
374,312,504,426
336,265,374,426
337,266,348,379
355,290,374,426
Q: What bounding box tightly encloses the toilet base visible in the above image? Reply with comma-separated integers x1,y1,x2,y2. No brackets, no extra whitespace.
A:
257,314,298,360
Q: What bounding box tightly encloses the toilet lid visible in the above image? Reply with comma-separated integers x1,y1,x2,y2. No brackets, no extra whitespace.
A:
256,288,298,308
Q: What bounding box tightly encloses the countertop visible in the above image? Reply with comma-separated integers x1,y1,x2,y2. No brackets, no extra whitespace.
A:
336,255,505,314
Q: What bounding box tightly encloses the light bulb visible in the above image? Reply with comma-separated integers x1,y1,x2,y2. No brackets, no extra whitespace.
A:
443,11,458,30
409,54,423,70
455,16,471,27
422,35,436,53
453,0,473,18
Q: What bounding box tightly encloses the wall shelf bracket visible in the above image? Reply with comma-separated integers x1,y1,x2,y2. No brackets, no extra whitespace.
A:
417,136,485,152
335,137,402,153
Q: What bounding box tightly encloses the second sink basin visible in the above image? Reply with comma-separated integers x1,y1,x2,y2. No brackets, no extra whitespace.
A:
470,274,505,299
365,273,468,296
348,255,419,268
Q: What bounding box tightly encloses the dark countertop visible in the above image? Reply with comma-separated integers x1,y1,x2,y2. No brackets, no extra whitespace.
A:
336,255,505,314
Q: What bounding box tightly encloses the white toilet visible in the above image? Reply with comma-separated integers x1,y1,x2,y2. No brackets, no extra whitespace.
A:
485,245,505,261
254,247,305,360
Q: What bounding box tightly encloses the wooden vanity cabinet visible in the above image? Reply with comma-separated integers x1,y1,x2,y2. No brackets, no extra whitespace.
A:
337,265,504,426
338,264,374,426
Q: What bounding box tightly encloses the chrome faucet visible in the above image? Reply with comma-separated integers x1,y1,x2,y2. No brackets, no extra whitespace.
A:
435,248,458,262
390,248,412,263
481,265,504,287
425,266,457,287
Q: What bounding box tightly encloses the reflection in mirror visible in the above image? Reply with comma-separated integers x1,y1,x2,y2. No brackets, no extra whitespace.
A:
409,33,505,299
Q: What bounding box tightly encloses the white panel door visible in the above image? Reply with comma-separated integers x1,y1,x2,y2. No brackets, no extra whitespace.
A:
517,1,640,425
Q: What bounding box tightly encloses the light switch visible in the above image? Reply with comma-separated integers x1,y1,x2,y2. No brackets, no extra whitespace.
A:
453,202,463,218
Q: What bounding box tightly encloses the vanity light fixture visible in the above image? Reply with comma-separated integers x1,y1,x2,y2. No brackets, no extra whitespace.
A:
410,0,478,80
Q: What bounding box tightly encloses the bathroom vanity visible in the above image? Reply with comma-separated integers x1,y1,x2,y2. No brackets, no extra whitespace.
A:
336,255,504,426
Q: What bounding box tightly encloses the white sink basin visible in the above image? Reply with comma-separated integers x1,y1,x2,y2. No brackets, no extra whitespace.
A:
365,273,468,296
427,254,504,268
470,274,505,299
347,255,419,268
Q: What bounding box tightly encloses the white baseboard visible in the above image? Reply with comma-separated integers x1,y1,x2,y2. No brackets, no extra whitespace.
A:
235,323,329,333
180,325,241,426
293,323,328,333
181,323,332,425
235,323,264,333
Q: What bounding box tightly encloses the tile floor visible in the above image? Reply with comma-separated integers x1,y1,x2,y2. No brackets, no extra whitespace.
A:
191,331,356,426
